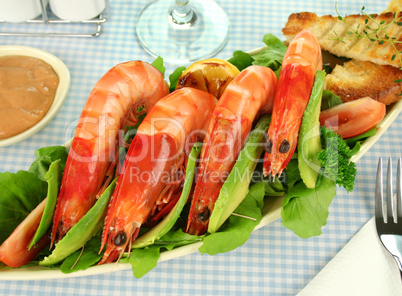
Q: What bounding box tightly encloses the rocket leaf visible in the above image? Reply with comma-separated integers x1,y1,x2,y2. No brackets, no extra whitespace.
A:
28,146,68,181
0,171,47,245
281,176,336,238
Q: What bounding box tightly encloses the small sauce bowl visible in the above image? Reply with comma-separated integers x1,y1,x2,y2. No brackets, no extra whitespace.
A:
0,45,70,147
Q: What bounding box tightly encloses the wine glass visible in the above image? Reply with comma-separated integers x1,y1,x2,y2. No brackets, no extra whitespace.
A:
136,0,229,64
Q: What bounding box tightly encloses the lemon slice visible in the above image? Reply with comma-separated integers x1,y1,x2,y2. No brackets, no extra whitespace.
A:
175,58,240,99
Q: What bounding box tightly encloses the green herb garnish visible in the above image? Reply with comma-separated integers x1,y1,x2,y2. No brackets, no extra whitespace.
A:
316,127,357,192
333,4,402,70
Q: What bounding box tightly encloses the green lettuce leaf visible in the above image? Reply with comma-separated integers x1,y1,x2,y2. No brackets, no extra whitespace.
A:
228,33,287,73
251,33,287,74
0,171,47,244
281,176,336,238
345,127,377,148
128,246,162,278
169,66,186,92
0,145,68,245
125,229,200,278
321,90,343,111
263,177,286,197
282,159,301,190
154,228,201,247
28,146,68,181
151,56,166,76
228,50,254,71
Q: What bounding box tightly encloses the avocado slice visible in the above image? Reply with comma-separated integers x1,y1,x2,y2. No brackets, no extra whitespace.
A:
28,160,62,250
208,115,271,234
298,70,326,189
39,179,117,266
131,143,202,249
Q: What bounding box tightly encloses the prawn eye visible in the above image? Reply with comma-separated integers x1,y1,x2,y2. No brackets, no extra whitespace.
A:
114,231,127,246
264,137,272,154
198,207,210,222
279,139,290,154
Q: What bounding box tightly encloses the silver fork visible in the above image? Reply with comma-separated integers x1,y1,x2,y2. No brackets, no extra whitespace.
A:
375,157,402,278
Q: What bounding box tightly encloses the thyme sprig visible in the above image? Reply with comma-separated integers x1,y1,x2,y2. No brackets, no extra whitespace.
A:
332,4,402,70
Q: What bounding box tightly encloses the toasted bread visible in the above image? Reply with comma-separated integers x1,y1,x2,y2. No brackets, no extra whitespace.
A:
282,12,402,68
383,0,402,13
324,59,402,105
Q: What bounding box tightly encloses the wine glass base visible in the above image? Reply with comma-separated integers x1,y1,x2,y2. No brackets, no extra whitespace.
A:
136,0,229,64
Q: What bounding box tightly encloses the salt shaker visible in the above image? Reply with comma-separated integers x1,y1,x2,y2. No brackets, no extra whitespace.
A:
0,0,48,23
49,0,105,21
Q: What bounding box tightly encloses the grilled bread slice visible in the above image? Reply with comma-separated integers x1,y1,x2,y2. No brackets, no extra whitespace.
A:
324,59,402,105
282,12,402,68
383,0,402,13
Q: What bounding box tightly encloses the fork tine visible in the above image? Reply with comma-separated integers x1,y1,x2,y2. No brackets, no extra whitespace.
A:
397,158,402,222
375,157,384,221
387,158,394,223
374,158,402,277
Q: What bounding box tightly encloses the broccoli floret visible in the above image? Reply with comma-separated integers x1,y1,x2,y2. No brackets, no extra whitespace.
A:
316,127,357,192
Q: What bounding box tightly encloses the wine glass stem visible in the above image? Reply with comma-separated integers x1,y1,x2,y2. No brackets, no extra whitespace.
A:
170,0,197,26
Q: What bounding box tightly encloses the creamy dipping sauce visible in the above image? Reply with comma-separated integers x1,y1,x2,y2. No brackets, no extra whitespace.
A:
0,55,59,139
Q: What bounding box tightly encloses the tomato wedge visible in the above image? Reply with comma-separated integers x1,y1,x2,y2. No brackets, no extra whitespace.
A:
0,199,50,267
319,97,386,139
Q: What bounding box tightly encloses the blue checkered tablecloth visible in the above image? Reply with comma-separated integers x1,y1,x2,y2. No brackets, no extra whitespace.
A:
0,0,399,295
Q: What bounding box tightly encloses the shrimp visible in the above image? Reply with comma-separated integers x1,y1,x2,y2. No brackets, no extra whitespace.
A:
99,87,217,264
263,29,322,177
185,66,277,236
51,61,169,246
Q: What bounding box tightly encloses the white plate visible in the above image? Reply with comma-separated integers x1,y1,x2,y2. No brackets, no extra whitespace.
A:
1,47,401,280
0,45,70,147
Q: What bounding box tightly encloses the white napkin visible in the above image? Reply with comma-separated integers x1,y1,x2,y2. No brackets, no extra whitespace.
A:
297,217,402,296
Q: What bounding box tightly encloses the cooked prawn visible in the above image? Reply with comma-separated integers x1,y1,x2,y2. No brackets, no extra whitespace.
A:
185,65,277,236
99,87,217,264
263,29,322,177
51,61,169,245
